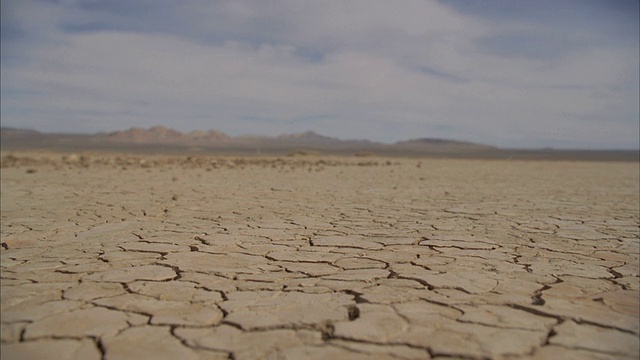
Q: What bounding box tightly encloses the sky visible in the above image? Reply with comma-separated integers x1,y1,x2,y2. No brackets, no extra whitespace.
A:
1,0,639,149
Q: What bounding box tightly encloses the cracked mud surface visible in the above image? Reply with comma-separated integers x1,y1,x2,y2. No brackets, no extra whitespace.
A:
1,152,638,359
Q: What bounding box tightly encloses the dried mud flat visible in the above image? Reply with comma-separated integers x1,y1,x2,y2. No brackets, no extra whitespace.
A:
1,151,638,360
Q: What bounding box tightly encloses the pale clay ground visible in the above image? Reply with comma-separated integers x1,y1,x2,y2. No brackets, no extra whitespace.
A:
0,152,638,360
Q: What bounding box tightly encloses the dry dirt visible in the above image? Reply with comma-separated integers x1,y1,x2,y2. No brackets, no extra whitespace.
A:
1,151,638,359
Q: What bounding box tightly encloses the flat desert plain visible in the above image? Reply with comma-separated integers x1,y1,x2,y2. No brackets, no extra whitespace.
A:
1,151,638,359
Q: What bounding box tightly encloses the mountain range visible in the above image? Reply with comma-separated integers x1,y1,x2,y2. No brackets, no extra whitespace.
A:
104,126,489,150
2,126,636,161
106,126,232,144
1,125,487,150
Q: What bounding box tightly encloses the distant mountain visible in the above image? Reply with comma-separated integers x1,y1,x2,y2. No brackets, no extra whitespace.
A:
107,126,179,142
277,131,340,144
186,130,230,142
275,131,385,150
107,126,231,144
0,125,499,156
106,127,379,149
395,137,495,151
3,126,638,160
0,127,43,137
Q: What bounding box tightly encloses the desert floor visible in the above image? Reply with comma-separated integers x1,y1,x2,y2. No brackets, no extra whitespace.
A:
1,151,638,359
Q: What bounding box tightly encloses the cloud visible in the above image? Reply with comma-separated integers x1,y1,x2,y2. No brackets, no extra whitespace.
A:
1,0,638,148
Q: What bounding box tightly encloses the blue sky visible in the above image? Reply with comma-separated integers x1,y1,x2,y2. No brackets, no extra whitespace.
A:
1,0,638,149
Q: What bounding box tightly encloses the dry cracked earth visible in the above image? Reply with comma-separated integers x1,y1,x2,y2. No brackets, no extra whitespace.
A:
1,152,638,360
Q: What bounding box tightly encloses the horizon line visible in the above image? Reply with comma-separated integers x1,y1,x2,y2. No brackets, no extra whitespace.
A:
1,125,639,152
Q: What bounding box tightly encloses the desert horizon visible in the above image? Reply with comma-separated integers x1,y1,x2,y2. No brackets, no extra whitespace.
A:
3,125,640,151
2,126,638,162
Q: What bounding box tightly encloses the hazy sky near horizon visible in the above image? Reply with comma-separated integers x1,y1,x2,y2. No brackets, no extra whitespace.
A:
1,0,638,149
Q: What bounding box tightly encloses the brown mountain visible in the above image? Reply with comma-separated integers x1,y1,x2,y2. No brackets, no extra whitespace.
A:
3,126,638,160
0,127,43,137
107,126,230,144
277,131,341,144
107,126,181,142
2,126,491,152
186,130,231,142
395,137,496,152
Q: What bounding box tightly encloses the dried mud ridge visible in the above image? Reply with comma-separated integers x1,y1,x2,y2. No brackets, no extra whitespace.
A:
1,153,638,359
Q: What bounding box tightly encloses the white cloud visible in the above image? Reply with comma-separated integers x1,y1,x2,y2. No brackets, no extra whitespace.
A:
1,0,638,148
